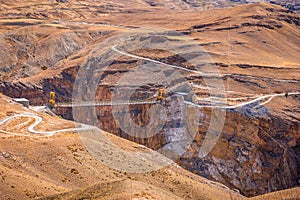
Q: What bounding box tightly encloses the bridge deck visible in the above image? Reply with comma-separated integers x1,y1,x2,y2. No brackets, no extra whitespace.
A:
55,101,158,107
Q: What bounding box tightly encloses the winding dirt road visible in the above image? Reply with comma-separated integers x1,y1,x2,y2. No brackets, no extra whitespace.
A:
112,45,300,83
185,92,300,109
112,45,300,109
0,114,95,137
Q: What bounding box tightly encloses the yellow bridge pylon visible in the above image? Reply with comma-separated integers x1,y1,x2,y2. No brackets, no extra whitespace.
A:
157,88,166,101
49,91,56,108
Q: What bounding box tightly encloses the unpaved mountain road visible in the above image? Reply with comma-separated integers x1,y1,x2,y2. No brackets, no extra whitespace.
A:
0,114,96,137
186,92,300,109
112,45,300,109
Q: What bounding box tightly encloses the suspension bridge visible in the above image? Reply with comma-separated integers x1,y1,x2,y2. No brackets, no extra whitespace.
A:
55,100,158,108
49,89,166,108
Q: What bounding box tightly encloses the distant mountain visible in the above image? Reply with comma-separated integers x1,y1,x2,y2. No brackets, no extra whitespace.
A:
267,0,300,14
145,0,300,11
0,0,298,15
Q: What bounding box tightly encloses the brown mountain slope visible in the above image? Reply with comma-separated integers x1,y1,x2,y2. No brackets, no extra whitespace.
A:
0,0,275,20
250,187,300,200
0,2,299,83
0,1,299,199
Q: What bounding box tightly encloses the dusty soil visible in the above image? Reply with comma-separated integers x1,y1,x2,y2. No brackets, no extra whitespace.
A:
0,1,299,199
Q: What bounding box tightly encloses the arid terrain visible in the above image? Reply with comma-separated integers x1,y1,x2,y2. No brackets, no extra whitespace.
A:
0,0,299,199
0,93,244,200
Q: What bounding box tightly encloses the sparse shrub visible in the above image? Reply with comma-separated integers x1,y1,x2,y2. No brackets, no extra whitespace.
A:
41,66,48,70
71,168,79,174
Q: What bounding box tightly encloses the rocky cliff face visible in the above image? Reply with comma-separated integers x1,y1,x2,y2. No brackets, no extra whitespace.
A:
179,107,300,196
0,65,79,105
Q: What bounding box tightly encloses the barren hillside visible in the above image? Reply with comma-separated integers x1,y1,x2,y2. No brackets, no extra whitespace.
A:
0,1,299,199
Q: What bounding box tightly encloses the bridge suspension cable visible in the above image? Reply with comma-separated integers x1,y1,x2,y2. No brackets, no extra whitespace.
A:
55,100,158,108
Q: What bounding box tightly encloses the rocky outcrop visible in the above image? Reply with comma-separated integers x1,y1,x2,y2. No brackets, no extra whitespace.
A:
0,65,79,105
87,89,300,197
178,108,300,197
